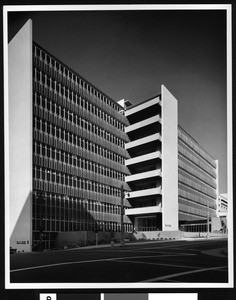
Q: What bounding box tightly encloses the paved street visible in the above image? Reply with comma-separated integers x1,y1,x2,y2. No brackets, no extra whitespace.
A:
10,238,228,283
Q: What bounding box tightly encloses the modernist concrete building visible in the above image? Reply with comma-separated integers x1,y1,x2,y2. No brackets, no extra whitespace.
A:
8,20,221,252
123,86,219,234
8,20,132,252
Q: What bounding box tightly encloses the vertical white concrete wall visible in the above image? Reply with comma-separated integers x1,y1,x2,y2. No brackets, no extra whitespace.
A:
8,20,33,252
215,160,219,217
161,85,179,231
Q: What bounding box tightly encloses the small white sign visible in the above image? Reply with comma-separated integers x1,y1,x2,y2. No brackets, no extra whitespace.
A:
40,294,57,300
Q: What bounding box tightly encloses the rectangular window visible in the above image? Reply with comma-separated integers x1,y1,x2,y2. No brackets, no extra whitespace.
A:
47,146,50,157
42,169,45,180
36,47,40,57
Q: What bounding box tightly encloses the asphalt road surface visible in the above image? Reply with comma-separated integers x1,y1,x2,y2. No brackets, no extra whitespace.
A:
10,238,228,284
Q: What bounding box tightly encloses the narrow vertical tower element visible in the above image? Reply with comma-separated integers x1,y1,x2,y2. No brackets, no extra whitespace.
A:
9,19,33,252
161,85,178,231
125,94,162,232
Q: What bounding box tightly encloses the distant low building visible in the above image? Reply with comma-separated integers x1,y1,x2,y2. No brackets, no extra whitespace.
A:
217,193,228,232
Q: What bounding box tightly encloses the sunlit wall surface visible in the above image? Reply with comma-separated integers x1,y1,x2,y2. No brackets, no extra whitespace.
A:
9,20,33,252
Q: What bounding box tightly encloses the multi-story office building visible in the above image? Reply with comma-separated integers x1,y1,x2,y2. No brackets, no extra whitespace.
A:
178,126,218,229
124,86,219,233
8,20,221,252
8,20,132,252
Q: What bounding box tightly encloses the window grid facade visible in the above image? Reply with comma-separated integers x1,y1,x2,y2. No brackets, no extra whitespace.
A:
32,43,132,249
178,127,218,223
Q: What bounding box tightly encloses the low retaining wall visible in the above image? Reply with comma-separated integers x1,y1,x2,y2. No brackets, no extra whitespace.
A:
55,231,133,249
133,230,183,240
182,232,228,239
55,230,228,248
133,231,227,240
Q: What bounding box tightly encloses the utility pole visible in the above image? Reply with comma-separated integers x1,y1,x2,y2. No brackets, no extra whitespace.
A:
39,191,44,251
95,223,98,246
207,201,209,238
94,222,98,246
120,185,125,246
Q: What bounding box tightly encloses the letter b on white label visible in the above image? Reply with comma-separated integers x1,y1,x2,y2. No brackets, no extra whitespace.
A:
40,294,57,300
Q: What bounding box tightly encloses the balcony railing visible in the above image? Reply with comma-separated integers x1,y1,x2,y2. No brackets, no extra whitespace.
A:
125,151,162,166
126,169,162,183
125,187,162,199
125,133,162,150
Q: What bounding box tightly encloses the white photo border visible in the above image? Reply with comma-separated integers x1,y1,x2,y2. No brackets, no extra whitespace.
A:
3,4,233,290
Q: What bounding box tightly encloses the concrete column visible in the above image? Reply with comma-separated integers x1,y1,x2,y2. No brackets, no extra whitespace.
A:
161,85,179,231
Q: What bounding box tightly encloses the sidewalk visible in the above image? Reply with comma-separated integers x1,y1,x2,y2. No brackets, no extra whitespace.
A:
182,234,228,241
66,235,227,251
12,235,228,254
67,239,172,251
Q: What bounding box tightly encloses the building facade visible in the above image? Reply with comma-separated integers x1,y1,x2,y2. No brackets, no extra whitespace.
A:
178,126,218,230
8,20,221,252
217,193,228,232
9,20,132,252
124,86,219,233
217,194,228,218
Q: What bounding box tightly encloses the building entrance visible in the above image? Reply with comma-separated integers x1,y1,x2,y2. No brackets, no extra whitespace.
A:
135,214,162,231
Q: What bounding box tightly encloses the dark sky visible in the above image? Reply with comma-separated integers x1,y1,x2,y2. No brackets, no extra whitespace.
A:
8,8,227,193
